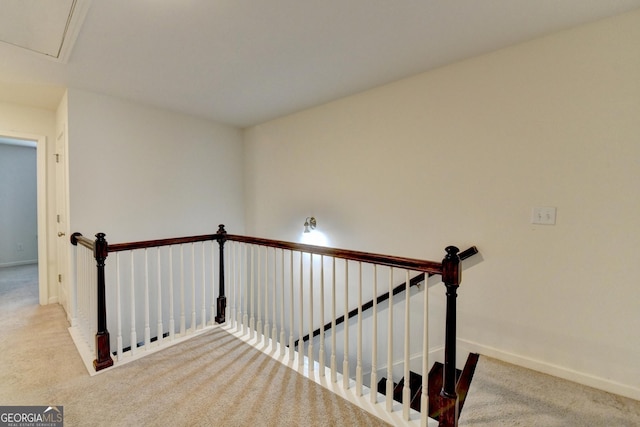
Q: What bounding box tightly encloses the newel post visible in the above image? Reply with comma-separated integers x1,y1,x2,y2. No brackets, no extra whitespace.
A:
215,224,227,324
440,245,461,426
93,233,114,371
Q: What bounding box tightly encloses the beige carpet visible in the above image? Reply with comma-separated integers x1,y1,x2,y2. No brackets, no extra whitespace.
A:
0,264,389,427
459,356,640,426
2,264,639,426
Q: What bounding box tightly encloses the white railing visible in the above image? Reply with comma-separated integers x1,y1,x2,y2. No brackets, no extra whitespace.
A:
69,226,473,426
221,233,468,427
69,236,97,359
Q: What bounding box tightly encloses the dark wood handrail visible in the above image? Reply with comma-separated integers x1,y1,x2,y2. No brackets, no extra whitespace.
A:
295,246,478,347
81,226,446,275
225,234,444,274
107,233,221,252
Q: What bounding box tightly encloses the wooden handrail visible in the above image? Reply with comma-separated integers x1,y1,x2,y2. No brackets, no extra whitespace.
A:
106,233,220,252
225,234,444,275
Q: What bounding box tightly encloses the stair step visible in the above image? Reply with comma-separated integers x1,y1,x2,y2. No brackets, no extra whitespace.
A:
428,353,480,421
376,353,480,419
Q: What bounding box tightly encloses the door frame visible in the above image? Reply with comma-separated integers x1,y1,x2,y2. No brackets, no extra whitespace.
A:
0,130,48,305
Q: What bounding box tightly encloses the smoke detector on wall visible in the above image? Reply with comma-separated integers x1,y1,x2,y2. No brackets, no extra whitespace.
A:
0,0,92,63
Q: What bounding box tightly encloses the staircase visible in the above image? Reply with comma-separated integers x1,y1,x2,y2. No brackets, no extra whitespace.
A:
378,353,480,422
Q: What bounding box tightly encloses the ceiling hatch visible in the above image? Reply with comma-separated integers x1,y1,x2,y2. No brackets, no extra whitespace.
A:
0,0,91,62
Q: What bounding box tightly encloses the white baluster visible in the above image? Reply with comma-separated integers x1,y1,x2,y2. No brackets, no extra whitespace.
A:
190,243,196,332
130,250,137,356
370,265,378,404
272,248,277,348
288,250,294,361
144,248,151,349
308,254,314,372
201,243,206,329
421,269,430,427
356,261,363,396
214,240,219,325
116,252,123,360
249,245,255,340
386,268,393,411
298,251,304,369
256,246,263,342
169,246,175,340
236,243,243,332
331,257,337,383
343,260,349,390
242,244,248,336
263,246,269,345
280,248,286,357
318,255,325,377
403,269,411,420
157,247,163,345
180,245,186,335
229,241,238,329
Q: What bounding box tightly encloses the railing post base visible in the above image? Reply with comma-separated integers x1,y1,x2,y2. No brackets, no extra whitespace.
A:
215,296,226,324
438,392,459,427
93,331,114,371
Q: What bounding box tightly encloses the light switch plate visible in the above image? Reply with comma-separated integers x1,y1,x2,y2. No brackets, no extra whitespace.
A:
532,207,556,225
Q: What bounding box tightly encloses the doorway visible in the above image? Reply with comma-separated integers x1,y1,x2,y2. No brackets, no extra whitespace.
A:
0,132,48,305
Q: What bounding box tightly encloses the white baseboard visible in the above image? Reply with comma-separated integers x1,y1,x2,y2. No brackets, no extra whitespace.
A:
459,338,640,401
0,260,38,268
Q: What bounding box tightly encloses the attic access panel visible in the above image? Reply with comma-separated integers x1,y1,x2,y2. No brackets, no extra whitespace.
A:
0,0,89,62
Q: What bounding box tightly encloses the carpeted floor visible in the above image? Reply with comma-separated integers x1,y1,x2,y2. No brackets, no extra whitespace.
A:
2,264,639,426
0,264,390,427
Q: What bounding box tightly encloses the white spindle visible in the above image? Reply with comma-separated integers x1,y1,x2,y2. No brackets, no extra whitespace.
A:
298,251,304,368
116,252,123,360
403,269,411,420
180,245,186,335
257,246,263,342
169,246,175,340
272,248,277,347
288,250,294,361
130,250,137,356
385,268,393,411
318,255,325,377
263,246,269,344
231,241,238,328
249,245,255,340
236,243,243,332
421,269,430,427
242,244,248,335
144,248,151,349
370,265,378,404
201,243,207,329
331,257,337,383
308,254,314,371
190,243,196,332
214,240,219,325
157,247,163,345
343,260,349,389
356,261,363,396
280,249,286,357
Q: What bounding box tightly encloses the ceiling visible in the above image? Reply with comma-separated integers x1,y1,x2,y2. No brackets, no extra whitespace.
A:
1,0,639,128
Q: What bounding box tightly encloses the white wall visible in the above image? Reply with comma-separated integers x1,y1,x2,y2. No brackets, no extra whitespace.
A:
0,101,58,301
0,143,37,266
66,88,245,243
243,10,640,399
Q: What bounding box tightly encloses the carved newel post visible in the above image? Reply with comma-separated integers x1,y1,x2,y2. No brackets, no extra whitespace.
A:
215,225,227,324
440,245,461,426
93,233,114,371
